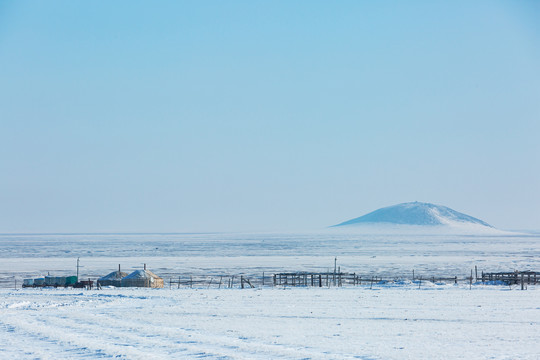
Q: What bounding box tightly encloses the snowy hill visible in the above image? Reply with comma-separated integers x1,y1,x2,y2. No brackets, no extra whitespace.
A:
332,202,502,234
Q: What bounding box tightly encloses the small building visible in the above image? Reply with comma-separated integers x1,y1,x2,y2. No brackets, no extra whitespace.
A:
121,264,164,288
98,265,128,287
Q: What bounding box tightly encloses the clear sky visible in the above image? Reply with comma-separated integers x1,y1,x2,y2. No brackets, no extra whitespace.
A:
1,1,539,232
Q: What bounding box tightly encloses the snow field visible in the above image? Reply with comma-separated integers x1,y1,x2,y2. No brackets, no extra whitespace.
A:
1,285,538,360
1,232,539,287
1,232,538,358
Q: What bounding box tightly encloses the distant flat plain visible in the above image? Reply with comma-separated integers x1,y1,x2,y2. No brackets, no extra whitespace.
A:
1,231,538,287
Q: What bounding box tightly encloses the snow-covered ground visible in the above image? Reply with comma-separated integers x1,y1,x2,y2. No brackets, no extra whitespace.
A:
0,231,538,286
1,285,538,359
0,231,539,359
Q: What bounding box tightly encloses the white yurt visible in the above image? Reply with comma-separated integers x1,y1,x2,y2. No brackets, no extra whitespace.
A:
121,264,164,288
98,265,128,287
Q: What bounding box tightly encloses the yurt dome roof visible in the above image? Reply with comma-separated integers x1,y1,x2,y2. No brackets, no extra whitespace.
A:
124,269,162,280
99,271,128,281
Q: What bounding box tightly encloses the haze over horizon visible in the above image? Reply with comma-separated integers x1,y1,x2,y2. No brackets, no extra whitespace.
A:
1,1,539,233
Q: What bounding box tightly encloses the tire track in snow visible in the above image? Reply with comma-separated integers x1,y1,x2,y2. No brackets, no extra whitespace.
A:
57,305,350,359
0,316,113,359
1,292,365,359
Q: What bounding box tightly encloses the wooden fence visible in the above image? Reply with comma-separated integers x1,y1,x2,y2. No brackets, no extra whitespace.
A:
480,271,537,289
164,270,538,290
9,269,538,290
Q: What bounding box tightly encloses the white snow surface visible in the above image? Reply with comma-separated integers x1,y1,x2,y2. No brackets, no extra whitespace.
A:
0,231,539,359
1,231,538,282
0,285,538,359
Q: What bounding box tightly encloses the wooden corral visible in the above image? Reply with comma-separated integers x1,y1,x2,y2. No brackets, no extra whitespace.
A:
480,271,537,286
273,272,363,287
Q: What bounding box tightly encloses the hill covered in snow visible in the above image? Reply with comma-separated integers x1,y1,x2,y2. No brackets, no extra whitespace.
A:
332,202,501,234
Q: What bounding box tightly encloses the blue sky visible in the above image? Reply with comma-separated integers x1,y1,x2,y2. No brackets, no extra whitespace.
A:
1,1,539,232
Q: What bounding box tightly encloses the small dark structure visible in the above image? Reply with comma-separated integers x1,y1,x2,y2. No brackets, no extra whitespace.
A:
98,265,128,287
74,280,93,289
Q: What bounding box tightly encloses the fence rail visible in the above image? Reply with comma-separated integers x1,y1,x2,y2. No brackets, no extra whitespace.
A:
480,271,537,289
165,270,538,290
5,270,538,290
